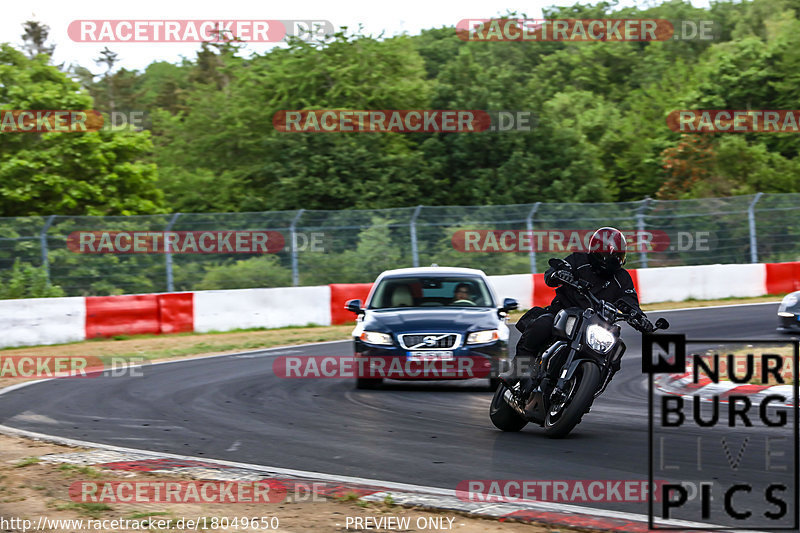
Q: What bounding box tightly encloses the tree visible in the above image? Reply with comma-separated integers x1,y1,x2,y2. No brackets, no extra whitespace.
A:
95,47,119,112
21,20,54,59
0,44,164,216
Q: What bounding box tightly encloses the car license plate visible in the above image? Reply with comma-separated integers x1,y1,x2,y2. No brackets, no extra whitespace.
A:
408,351,454,361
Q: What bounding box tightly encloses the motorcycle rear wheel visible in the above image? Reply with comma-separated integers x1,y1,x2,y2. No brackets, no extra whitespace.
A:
543,361,600,438
489,383,528,432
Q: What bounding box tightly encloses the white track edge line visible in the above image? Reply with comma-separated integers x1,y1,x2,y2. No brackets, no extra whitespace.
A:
651,301,780,312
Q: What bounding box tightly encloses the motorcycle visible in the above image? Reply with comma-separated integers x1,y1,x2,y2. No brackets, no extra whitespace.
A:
490,258,669,438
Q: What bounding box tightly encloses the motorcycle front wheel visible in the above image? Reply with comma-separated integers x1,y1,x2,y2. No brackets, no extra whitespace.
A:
543,361,600,438
489,383,528,432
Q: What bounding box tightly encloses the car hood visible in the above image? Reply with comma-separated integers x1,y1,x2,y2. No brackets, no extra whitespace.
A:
364,308,499,333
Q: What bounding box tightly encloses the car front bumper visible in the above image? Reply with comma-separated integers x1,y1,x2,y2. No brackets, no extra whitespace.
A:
778,314,800,332
353,339,508,380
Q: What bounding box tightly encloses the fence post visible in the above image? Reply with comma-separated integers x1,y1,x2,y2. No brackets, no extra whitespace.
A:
410,205,423,268
165,213,181,292
40,215,56,285
635,198,652,268
526,202,541,273
290,209,305,286
748,192,764,264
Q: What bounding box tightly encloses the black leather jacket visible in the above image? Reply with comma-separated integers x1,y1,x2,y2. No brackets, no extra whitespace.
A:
544,252,641,314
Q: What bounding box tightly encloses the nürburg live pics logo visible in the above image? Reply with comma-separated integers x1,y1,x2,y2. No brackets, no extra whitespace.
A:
643,333,798,530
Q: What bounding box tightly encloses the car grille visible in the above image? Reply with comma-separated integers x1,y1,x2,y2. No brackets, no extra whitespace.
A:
399,333,461,350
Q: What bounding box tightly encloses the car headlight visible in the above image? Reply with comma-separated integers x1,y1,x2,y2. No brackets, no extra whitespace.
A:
782,295,798,307
586,324,616,353
467,330,499,344
360,331,393,345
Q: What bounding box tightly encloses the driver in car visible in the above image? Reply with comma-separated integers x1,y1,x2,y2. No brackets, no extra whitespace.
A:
500,227,655,395
451,282,474,304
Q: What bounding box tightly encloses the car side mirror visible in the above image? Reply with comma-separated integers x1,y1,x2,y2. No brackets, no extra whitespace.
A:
502,298,519,311
345,299,363,315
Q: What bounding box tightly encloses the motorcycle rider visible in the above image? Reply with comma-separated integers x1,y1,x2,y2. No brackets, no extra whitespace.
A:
500,227,655,395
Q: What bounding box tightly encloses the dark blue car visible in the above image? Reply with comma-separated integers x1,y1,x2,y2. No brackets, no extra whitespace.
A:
345,267,518,389
778,291,800,332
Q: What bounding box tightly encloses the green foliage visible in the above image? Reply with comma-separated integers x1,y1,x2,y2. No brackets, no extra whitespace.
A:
298,217,411,284
0,260,64,299
7,0,800,216
0,44,164,216
196,255,292,290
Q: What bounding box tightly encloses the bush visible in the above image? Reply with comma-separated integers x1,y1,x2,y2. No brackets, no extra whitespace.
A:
196,255,292,290
0,259,66,299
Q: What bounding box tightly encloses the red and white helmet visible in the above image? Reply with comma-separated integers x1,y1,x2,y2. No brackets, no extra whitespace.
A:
588,227,627,274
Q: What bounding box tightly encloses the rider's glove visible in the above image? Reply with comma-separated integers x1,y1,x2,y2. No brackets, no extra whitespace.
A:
552,270,574,285
632,316,655,333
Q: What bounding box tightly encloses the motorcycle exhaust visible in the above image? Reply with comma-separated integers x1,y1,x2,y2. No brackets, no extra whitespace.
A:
503,388,528,417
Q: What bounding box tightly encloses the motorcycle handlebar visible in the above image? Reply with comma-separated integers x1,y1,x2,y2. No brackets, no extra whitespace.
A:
555,270,669,331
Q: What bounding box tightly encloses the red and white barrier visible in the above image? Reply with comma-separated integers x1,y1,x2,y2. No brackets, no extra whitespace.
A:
489,274,533,310
193,286,331,333
0,261,797,348
85,293,193,338
0,297,86,348
635,263,765,304
329,283,372,326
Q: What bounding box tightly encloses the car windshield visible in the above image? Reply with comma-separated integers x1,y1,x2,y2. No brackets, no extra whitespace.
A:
368,276,494,309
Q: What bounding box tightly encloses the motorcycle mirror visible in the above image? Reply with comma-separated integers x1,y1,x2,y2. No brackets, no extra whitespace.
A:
655,318,669,330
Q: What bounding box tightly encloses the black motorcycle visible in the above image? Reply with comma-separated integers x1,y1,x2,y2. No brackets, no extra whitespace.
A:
490,258,669,438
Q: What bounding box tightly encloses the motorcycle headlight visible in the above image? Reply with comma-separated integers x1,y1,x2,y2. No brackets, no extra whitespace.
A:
782,294,798,307
360,331,393,345
586,324,616,354
467,330,499,344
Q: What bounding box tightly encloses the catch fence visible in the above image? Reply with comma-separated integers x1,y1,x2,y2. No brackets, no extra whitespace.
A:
1,193,797,296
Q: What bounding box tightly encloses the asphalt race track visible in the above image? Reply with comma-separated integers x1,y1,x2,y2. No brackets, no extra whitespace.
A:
1,303,797,528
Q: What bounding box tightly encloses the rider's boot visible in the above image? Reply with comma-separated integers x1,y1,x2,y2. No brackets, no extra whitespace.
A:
499,354,542,398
